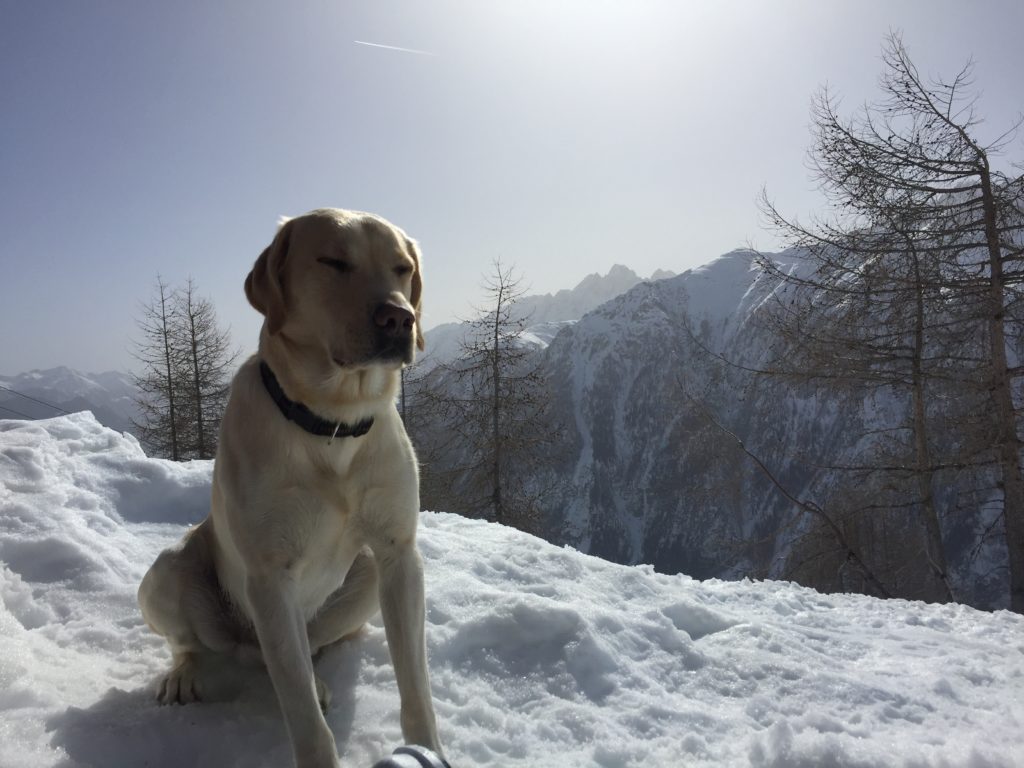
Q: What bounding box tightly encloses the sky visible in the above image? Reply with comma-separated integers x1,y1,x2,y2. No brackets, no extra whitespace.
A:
1,0,1022,374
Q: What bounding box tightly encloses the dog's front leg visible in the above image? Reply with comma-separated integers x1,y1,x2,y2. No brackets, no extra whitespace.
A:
376,542,443,755
247,573,340,768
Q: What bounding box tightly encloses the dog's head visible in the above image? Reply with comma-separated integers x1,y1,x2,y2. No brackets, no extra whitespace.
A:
245,208,424,369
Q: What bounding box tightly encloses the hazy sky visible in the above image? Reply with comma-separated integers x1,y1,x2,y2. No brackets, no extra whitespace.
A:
2,0,1022,374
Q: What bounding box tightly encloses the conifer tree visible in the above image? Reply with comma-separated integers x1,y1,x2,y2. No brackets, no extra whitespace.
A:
410,260,557,532
760,33,1024,608
132,276,237,460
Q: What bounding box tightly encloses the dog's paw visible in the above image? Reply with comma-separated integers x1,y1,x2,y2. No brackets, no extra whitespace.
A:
315,674,332,713
157,657,202,705
294,732,341,768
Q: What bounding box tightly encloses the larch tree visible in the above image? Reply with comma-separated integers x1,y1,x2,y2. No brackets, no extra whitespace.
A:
131,276,183,460
132,276,237,461
759,33,1024,608
176,277,238,459
412,260,557,532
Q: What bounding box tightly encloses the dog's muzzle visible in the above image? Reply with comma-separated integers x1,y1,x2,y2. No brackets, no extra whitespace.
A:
373,300,415,363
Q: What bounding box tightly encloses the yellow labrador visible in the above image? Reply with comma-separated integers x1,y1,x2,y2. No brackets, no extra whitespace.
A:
138,208,443,767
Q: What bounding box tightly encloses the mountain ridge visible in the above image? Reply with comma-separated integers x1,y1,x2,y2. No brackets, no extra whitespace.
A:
411,247,1008,608
0,366,139,434
420,263,676,370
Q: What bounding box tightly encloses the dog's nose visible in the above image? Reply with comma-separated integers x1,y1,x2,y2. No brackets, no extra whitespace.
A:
374,301,414,337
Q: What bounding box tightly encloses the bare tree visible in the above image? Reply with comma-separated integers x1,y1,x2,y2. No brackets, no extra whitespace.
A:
410,260,557,531
131,276,182,460
682,388,894,598
176,277,238,459
132,276,237,461
760,33,1024,608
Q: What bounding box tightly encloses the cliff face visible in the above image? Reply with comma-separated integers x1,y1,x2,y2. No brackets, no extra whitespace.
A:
538,251,801,575
413,250,1009,608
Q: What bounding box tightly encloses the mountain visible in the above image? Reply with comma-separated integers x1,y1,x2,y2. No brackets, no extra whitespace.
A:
536,250,795,572
411,249,1008,609
0,366,139,434
513,263,663,325
1,412,1020,767
419,264,674,370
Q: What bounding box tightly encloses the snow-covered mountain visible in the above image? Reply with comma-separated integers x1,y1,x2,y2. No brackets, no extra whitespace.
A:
542,249,1008,606
515,263,669,325
535,250,795,572
420,264,674,370
0,366,139,434
411,248,1008,609
1,412,1021,767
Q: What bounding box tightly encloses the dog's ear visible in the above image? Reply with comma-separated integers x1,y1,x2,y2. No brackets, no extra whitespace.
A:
404,236,425,351
245,219,293,335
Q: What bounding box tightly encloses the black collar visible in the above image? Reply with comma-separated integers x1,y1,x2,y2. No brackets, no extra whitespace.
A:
259,360,374,441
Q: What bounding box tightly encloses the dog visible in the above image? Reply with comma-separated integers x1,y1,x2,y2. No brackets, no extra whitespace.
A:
138,208,443,768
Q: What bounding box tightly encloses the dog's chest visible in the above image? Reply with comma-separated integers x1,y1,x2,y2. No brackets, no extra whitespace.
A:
285,456,370,618
287,495,362,619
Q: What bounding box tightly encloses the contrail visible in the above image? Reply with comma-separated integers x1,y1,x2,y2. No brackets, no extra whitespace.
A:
353,40,436,57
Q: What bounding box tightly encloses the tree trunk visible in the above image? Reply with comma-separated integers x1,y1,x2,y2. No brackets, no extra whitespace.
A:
980,165,1024,612
910,250,953,601
160,289,179,461
189,311,206,459
491,290,504,525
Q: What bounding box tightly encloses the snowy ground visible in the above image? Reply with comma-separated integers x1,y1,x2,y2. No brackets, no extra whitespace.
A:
1,413,1022,768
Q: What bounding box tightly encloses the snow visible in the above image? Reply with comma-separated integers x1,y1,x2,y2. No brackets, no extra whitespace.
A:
680,251,761,329
2,412,1023,768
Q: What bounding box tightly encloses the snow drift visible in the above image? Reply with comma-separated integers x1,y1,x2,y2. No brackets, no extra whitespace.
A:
0,412,1021,767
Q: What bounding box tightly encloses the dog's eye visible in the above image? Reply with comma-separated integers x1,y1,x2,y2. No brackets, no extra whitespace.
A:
394,264,413,277
317,257,353,274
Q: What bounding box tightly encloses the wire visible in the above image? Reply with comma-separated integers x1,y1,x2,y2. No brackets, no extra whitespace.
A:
0,403,34,419
0,384,71,414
